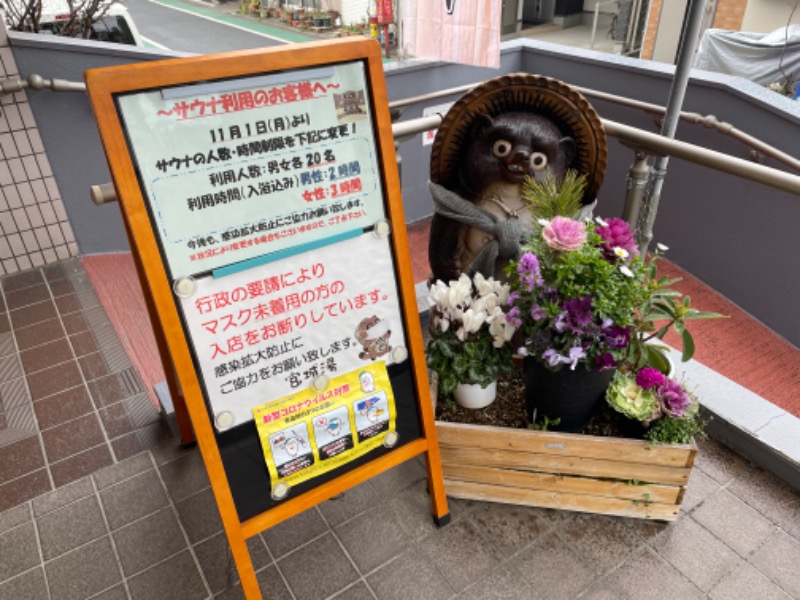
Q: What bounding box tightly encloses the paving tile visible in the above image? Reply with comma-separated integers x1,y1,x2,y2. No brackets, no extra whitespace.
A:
114,506,187,576
195,532,272,594
335,499,410,573
61,311,89,335
0,375,29,410
126,550,208,600
749,530,800,596
97,397,136,439
9,299,57,330
511,530,598,598
157,451,211,502
708,560,793,600
50,444,113,488
318,480,378,528
557,513,645,575
90,585,129,600
606,547,703,600
48,277,75,297
649,515,740,592
175,487,223,544
0,521,39,582
15,318,65,351
694,437,751,485
93,452,153,490
99,469,169,530
111,432,146,461
87,371,138,407
680,462,723,513
458,565,535,600
692,488,777,557
41,412,105,462
45,536,122,600
255,564,293,600
0,502,30,533
0,435,44,483
367,459,427,499
385,479,474,544
262,506,328,559
53,292,81,315
26,360,83,401
420,518,500,593
4,282,49,310
277,532,360,600
78,351,110,381
327,581,374,600
37,494,107,560
578,579,633,600
469,502,561,558
1,269,43,292
0,354,22,383
367,545,453,600
32,385,94,431
0,469,51,513
32,476,94,516
727,462,800,529
69,330,99,357
19,337,71,374
0,566,48,600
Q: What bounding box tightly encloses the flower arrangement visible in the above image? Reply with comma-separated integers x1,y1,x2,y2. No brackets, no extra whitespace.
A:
505,213,648,372
426,273,517,398
606,367,705,444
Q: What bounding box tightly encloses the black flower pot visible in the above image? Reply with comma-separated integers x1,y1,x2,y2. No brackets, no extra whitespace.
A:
524,357,614,432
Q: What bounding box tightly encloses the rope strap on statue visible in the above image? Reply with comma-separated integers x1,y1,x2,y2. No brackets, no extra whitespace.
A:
429,181,526,277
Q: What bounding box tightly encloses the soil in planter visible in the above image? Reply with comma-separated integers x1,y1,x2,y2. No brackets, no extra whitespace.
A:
435,368,645,440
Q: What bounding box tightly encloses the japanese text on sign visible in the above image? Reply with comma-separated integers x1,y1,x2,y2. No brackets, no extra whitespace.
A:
179,233,407,430
116,61,384,277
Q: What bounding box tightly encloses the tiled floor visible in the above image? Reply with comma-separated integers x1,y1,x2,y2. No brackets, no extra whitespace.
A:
1,258,800,599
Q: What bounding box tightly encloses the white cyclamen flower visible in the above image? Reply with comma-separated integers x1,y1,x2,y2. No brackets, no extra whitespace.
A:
447,275,472,309
619,265,634,278
460,308,486,334
473,272,495,297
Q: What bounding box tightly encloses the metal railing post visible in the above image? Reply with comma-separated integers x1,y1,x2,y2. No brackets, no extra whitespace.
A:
621,147,651,227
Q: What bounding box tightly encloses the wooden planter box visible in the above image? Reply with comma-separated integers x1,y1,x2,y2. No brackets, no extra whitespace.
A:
429,366,697,521
435,421,696,520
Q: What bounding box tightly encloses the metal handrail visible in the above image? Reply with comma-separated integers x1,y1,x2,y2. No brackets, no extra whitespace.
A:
387,82,800,173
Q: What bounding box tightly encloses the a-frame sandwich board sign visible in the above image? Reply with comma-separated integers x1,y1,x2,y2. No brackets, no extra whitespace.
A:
84,38,450,599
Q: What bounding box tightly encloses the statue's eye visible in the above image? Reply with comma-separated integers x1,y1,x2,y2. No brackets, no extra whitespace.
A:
530,152,548,171
492,140,512,158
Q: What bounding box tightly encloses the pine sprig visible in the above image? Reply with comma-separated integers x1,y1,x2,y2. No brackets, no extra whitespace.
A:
521,170,588,218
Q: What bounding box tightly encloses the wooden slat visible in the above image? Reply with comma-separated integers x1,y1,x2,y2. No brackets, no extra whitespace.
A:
436,421,695,468
443,463,682,504
444,479,681,521
440,445,691,486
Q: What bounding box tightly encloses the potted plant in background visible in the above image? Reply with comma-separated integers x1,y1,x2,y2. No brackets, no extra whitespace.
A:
426,273,517,409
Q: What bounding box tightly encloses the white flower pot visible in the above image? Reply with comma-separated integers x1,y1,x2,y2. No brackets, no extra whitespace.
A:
453,380,497,410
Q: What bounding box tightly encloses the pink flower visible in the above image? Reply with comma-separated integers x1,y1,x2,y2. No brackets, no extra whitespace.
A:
542,217,587,252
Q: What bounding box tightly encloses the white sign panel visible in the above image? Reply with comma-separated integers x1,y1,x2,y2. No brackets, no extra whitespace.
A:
117,62,385,277
421,102,454,146
178,233,407,430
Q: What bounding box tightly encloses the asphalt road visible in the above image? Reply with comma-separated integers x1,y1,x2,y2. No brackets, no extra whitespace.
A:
124,0,312,53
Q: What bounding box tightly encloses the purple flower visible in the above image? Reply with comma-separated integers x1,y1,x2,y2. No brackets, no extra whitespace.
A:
565,346,586,370
508,291,520,304
506,306,522,328
636,367,665,390
542,349,562,367
530,305,547,321
595,353,617,370
595,217,638,261
562,296,593,332
658,378,692,417
517,253,543,290
603,325,631,349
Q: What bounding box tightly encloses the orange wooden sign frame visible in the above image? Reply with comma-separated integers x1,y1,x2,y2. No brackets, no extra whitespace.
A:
85,38,449,599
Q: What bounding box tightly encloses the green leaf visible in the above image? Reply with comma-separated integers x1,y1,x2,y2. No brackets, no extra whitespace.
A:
681,329,695,362
682,310,727,320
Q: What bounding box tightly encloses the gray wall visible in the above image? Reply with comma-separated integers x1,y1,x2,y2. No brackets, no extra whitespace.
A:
10,33,187,255
9,34,800,348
